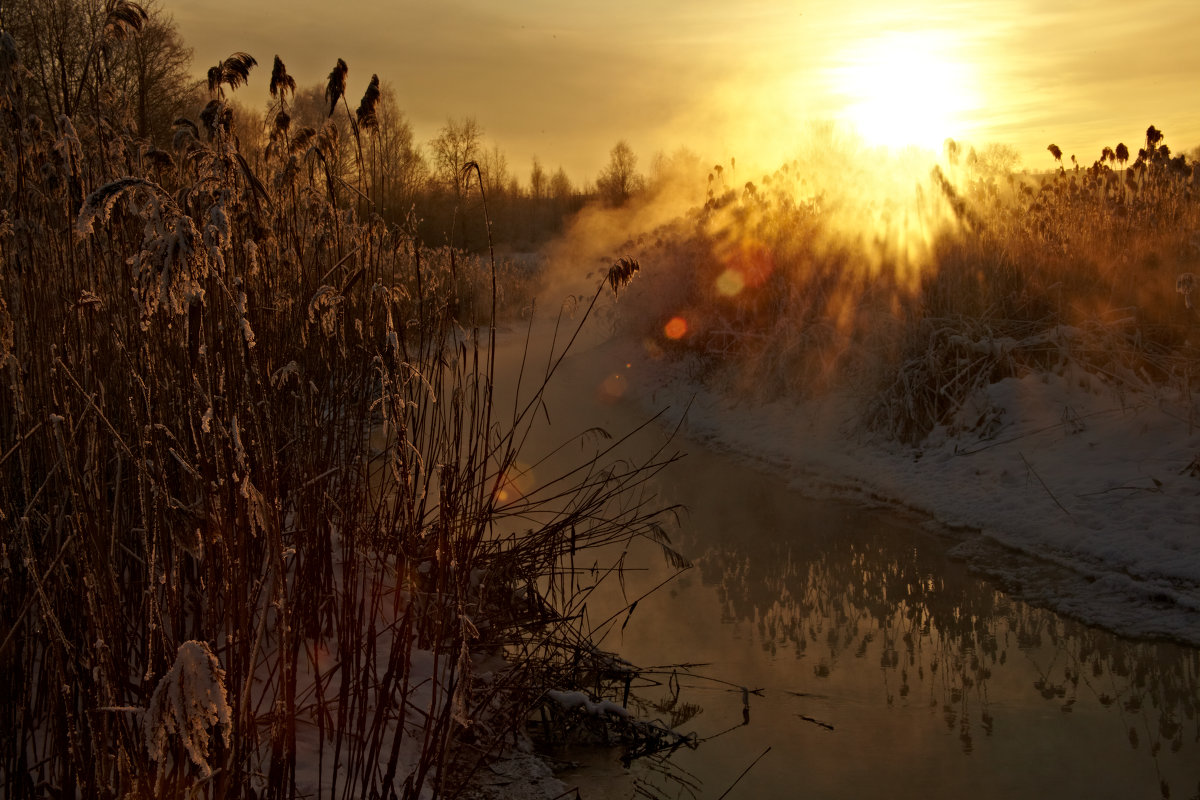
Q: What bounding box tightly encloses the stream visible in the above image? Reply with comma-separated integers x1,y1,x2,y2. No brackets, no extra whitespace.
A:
497,322,1200,800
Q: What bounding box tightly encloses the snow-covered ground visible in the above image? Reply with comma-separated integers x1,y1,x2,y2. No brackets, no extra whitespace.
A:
616,339,1200,647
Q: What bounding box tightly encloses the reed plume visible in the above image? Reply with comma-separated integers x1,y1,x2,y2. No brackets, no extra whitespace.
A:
356,74,381,131
268,54,296,100
101,0,148,41
206,51,257,97
325,57,349,117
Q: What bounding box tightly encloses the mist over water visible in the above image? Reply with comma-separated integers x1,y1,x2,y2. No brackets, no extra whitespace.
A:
475,104,1200,796
534,126,982,358
494,317,1200,800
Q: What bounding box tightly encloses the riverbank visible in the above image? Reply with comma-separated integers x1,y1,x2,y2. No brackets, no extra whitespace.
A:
466,325,1200,799
605,334,1200,646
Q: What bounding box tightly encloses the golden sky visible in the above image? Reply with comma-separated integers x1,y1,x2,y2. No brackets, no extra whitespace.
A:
172,0,1200,183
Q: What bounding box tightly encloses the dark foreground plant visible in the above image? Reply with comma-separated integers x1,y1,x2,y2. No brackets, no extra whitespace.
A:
0,40,683,800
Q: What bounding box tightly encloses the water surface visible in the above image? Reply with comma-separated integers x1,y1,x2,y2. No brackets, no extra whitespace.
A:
506,327,1200,800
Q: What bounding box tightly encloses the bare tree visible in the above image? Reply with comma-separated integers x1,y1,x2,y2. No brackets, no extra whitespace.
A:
4,0,160,124
430,115,481,200
4,0,102,120
106,0,196,145
596,140,644,206
479,143,509,200
530,157,547,201
549,166,573,204
371,81,427,223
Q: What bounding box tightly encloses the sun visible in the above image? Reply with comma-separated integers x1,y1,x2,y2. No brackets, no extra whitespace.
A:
828,31,979,151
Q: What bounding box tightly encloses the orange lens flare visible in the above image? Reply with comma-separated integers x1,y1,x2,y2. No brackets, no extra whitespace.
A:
664,316,689,340
493,463,532,504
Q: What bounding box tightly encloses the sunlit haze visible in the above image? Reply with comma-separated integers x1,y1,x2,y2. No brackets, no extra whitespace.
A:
169,0,1200,185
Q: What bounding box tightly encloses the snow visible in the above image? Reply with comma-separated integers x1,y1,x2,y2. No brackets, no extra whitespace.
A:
546,690,632,719
144,640,233,782
621,340,1200,646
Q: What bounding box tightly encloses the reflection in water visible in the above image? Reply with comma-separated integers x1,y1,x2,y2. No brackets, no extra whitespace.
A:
525,337,1200,799
701,523,1199,757
577,448,1200,800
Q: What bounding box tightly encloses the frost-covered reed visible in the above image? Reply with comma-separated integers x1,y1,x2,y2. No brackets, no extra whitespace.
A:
0,38,681,800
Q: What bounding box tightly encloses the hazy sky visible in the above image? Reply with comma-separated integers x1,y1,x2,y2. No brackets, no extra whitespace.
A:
172,0,1200,183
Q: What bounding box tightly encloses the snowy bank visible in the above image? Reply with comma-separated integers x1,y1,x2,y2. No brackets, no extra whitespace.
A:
622,341,1200,646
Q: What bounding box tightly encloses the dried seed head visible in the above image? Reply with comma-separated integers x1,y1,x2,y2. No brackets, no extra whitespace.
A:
142,146,174,172
289,126,317,156
272,110,291,139
103,0,148,42
199,99,232,138
607,256,640,295
269,55,296,99
208,52,257,95
325,58,349,117
356,74,381,131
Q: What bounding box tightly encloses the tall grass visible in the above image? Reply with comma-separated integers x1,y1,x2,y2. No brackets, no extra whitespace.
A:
611,131,1200,446
0,41,682,800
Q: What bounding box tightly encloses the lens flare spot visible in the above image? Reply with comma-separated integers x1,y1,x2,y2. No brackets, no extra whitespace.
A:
598,372,628,404
716,269,745,297
493,463,532,504
664,316,689,340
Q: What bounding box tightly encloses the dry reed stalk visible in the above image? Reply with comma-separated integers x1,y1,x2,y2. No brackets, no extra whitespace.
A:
0,37,684,800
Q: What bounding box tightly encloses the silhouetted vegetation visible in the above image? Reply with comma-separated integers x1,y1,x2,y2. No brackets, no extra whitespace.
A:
0,6,684,798
612,127,1199,447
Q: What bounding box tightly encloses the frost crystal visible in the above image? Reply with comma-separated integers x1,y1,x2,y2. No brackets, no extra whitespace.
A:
545,689,630,719
53,115,83,173
144,640,233,780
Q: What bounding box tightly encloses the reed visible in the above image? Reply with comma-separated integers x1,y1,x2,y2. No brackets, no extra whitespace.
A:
612,129,1200,446
0,39,682,800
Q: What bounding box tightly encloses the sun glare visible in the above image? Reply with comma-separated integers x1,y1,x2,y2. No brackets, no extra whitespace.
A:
829,31,979,151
